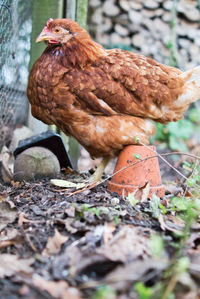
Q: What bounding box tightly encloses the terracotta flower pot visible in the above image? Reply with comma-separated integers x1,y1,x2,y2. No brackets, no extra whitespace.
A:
108,145,165,199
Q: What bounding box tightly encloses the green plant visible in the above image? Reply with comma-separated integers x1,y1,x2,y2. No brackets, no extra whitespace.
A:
136,160,200,299
135,282,154,299
160,196,200,299
105,43,133,52
151,107,200,151
92,285,116,299
151,118,194,152
145,193,164,219
150,234,164,258
166,0,179,67
126,192,139,207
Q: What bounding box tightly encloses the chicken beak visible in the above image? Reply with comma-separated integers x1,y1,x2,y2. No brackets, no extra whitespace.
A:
36,31,49,43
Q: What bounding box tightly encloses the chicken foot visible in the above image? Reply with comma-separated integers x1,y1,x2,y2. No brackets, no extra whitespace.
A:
88,157,110,184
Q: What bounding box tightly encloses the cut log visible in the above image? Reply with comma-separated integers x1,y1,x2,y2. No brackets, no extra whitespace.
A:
90,0,101,8
163,1,173,11
128,10,142,25
162,11,171,22
177,20,198,39
115,23,129,36
96,32,110,45
189,44,200,56
103,0,120,17
132,33,144,48
91,7,103,24
114,14,129,26
119,0,130,11
130,1,143,10
179,38,191,49
102,17,112,32
88,0,200,74
143,0,159,9
178,0,200,22
110,32,131,46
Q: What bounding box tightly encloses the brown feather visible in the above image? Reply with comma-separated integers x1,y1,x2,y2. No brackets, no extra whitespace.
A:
27,18,200,158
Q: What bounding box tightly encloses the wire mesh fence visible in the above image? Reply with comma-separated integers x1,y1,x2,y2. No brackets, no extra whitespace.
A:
0,0,32,150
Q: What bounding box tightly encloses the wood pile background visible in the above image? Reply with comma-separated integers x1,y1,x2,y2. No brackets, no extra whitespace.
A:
88,0,200,70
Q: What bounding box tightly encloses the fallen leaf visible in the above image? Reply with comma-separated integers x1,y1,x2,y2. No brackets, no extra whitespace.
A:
163,214,185,233
102,223,116,244
0,201,18,231
126,182,150,205
0,228,23,248
135,182,150,202
33,275,82,299
158,214,168,231
97,225,150,263
84,224,116,248
164,181,183,195
42,229,69,257
18,285,30,296
0,146,13,183
67,181,97,197
0,254,34,278
103,258,168,291
18,212,36,227
52,246,82,280
63,226,152,279
50,179,86,189
64,205,76,218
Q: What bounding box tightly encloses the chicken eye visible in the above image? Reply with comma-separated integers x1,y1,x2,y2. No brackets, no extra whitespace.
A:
55,28,61,33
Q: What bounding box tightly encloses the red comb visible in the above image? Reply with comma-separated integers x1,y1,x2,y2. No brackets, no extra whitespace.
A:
46,18,53,27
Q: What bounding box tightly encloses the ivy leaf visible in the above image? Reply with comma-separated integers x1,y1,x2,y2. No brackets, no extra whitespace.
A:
189,108,200,123
167,120,193,140
169,135,188,152
133,153,141,159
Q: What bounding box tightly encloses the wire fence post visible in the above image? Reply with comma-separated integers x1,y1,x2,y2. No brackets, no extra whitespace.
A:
27,0,64,133
76,0,88,29
65,0,88,169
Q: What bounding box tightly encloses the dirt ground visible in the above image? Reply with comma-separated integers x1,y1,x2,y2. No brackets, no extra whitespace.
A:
0,162,200,299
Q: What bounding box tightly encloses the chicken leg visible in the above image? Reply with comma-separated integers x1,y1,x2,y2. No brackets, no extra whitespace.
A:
88,157,110,184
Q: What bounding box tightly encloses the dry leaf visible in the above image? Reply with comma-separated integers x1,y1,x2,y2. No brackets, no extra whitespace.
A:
158,214,168,231
42,229,69,257
102,223,116,244
97,225,150,263
0,228,23,249
50,179,86,189
64,205,76,218
134,182,150,202
0,201,18,231
0,146,13,183
33,275,82,299
163,214,185,233
103,258,168,291
0,254,34,278
18,213,36,227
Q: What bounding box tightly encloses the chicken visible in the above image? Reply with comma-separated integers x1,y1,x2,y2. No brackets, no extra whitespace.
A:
27,18,200,182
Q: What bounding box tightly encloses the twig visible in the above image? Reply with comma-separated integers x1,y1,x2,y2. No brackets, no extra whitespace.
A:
138,141,200,187
67,149,200,196
162,273,179,299
97,148,200,188
183,158,199,196
168,0,179,67
138,142,188,181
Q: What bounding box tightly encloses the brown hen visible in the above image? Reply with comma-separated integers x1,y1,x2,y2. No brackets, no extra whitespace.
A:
27,18,200,181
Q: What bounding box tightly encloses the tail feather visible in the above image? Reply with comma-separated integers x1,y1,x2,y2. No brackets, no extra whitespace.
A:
180,66,200,88
176,66,200,107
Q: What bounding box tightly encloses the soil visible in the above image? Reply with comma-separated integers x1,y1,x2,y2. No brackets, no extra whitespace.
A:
0,167,200,299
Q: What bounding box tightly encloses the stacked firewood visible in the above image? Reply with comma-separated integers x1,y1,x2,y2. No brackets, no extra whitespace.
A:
88,0,200,70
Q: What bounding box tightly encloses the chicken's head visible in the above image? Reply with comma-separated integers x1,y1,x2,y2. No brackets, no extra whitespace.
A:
36,18,88,45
